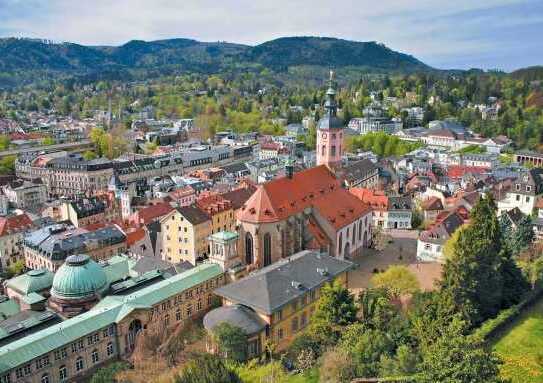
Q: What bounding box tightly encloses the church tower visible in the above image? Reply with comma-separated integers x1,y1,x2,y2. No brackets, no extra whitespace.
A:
316,70,344,169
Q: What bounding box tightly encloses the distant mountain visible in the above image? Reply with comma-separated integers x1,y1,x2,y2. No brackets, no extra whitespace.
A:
0,36,433,87
243,37,430,71
510,66,543,81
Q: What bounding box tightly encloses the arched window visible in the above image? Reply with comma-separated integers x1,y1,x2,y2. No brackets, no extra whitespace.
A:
75,357,84,372
338,232,343,256
352,223,356,243
358,220,363,240
59,365,67,381
321,145,326,156
331,145,336,156
41,373,50,383
245,233,254,265
263,233,272,266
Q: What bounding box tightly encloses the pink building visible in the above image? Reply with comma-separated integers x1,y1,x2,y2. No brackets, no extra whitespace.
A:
316,71,344,170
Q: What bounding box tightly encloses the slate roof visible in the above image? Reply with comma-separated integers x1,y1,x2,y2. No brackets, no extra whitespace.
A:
419,211,465,245
214,250,354,315
203,304,267,336
342,159,378,184
176,205,210,225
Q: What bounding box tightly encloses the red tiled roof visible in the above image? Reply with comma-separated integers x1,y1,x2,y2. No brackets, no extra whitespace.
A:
126,227,146,246
0,214,33,236
447,165,488,179
136,202,174,225
421,196,443,211
239,165,371,229
349,188,388,210
196,194,232,215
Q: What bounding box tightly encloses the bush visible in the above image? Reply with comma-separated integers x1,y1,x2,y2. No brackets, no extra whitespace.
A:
319,347,356,383
90,361,131,383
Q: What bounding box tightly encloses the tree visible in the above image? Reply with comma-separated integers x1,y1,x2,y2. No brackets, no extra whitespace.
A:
211,322,247,362
340,324,394,378
312,280,357,327
6,260,25,278
371,265,420,298
90,361,130,383
82,150,98,160
0,155,16,174
417,326,504,383
439,194,524,325
41,136,54,146
176,353,241,383
500,213,534,256
319,347,356,383
379,344,420,378
0,135,10,150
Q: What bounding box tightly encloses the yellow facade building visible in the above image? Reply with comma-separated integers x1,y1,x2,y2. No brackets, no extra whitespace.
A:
160,206,212,265
203,250,354,358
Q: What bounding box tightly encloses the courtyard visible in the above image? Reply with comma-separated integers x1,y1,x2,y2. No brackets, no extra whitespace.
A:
349,230,443,295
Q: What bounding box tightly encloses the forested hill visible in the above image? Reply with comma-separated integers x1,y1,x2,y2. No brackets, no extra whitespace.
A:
0,36,431,87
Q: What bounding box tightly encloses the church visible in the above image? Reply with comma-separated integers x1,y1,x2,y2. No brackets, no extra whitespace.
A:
237,72,373,270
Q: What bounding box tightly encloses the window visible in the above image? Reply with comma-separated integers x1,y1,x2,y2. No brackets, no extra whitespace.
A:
516,184,521,191
331,145,336,156
291,317,299,332
0,375,10,383
424,243,431,250
277,328,284,340
516,194,521,201
41,374,49,383
36,356,50,370
78,340,84,350
92,349,99,364
526,196,530,203
164,314,170,326
197,300,202,311
274,309,283,322
107,342,114,356
245,233,254,264
321,145,326,156
263,233,272,266
301,312,307,327
186,304,193,317
75,357,84,372
59,366,67,382
16,368,24,379
176,309,182,321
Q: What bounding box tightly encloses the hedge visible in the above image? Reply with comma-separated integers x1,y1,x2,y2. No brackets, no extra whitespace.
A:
474,286,543,342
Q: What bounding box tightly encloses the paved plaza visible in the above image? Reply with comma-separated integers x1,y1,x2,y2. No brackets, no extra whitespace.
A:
348,230,443,295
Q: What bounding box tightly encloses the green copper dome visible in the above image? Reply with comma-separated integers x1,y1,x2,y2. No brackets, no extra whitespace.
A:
51,255,108,301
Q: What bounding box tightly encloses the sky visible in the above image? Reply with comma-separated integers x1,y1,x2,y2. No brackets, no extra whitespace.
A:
0,0,542,71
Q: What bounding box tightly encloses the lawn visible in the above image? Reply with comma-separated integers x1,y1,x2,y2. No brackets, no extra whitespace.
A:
493,297,543,383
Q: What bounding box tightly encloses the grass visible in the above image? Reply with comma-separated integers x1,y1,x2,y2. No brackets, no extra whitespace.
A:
493,297,543,383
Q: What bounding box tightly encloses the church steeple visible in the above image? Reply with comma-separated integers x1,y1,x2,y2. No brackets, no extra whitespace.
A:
324,70,338,117
316,70,344,170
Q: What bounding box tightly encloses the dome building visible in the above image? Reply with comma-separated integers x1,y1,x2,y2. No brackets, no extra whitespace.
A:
49,254,109,317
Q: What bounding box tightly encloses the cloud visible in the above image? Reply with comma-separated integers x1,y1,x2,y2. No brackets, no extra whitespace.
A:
0,0,541,70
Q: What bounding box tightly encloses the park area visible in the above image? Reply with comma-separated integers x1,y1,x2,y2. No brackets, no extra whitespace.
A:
493,296,543,383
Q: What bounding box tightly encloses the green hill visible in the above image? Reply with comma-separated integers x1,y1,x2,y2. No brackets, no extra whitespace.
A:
0,36,433,87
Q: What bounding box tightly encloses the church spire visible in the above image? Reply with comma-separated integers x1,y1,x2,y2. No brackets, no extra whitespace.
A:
324,69,337,117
